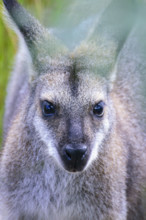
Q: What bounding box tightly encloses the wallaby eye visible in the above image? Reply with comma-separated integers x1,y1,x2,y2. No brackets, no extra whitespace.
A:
42,101,56,117
93,101,105,117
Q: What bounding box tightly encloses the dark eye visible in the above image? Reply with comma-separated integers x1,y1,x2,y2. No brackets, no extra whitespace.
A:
93,101,105,117
42,101,56,117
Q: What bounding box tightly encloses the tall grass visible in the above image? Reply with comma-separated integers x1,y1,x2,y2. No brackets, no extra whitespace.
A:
0,0,68,146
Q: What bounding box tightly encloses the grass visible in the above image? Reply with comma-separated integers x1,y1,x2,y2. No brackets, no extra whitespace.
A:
0,0,69,147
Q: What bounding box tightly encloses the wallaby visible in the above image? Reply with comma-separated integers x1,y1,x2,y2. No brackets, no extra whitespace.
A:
0,0,146,219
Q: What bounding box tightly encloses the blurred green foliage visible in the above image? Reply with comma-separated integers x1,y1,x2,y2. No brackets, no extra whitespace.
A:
0,0,68,146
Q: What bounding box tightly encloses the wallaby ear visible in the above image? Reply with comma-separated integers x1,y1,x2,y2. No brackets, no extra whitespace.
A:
81,0,137,79
3,0,44,48
74,0,137,81
91,0,137,52
3,0,67,75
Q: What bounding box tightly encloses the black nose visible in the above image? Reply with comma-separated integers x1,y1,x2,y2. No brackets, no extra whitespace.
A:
65,145,87,161
62,144,88,172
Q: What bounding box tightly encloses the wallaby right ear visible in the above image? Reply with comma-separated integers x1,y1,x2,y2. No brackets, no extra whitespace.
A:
3,0,42,47
3,0,67,75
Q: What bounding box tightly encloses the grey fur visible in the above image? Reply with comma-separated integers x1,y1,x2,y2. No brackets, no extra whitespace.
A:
0,0,146,220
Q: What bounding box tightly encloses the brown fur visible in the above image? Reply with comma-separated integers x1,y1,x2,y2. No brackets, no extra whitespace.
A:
0,0,146,219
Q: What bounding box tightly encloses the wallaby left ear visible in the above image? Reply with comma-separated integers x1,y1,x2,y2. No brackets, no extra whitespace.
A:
86,0,137,87
90,0,137,55
3,0,67,74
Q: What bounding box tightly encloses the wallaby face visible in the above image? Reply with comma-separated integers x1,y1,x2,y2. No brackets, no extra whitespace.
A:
31,68,113,172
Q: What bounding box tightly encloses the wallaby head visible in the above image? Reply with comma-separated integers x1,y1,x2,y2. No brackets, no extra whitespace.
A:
26,64,115,172
3,0,137,173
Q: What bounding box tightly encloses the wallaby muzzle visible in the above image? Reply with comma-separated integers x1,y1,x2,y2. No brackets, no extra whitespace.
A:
60,144,88,172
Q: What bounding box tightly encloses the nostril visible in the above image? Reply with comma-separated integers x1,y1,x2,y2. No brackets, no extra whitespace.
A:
78,147,87,159
65,147,74,161
65,150,72,160
81,150,87,159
